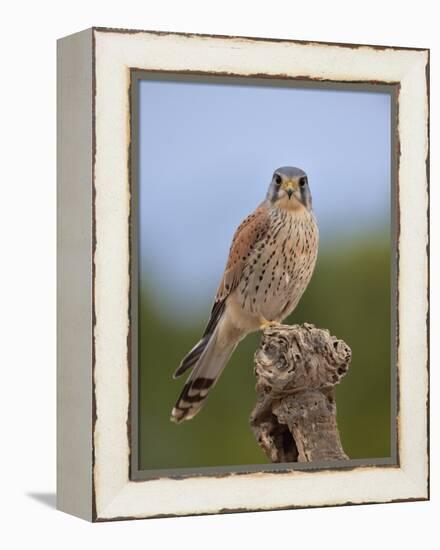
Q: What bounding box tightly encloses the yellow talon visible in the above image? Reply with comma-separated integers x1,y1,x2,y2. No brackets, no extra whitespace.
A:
259,318,281,330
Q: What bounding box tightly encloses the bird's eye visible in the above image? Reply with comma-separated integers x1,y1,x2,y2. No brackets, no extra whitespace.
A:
274,174,282,186
299,177,307,188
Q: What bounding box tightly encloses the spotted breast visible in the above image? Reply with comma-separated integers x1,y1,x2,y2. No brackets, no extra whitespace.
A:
237,206,319,323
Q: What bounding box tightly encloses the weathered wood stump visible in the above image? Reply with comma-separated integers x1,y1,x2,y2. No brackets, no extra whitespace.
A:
250,323,351,463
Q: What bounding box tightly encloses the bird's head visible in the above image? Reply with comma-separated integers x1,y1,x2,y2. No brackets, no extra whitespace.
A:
267,166,312,212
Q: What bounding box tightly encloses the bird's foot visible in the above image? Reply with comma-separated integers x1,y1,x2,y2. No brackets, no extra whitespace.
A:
259,319,282,331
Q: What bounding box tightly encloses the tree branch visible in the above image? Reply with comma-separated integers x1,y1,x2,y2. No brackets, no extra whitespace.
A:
250,323,351,463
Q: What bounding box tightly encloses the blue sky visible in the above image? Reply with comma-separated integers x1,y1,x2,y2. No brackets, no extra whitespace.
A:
138,79,391,319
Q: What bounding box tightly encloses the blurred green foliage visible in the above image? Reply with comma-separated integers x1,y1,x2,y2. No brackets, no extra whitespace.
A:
139,234,391,470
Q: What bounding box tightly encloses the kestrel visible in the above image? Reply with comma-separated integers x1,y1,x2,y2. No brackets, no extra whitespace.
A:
171,166,319,423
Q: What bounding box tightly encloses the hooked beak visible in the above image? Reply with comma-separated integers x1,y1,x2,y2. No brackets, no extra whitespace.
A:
282,180,296,199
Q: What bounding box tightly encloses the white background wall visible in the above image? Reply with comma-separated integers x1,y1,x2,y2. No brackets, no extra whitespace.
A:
0,0,437,547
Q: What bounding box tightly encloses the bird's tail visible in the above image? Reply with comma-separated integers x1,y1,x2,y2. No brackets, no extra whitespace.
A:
173,335,210,379
170,326,238,423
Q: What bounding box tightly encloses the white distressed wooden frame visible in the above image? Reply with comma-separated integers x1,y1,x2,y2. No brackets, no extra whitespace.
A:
57,27,429,522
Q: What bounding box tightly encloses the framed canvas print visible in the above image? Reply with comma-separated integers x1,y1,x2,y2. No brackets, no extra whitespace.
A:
57,27,429,521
